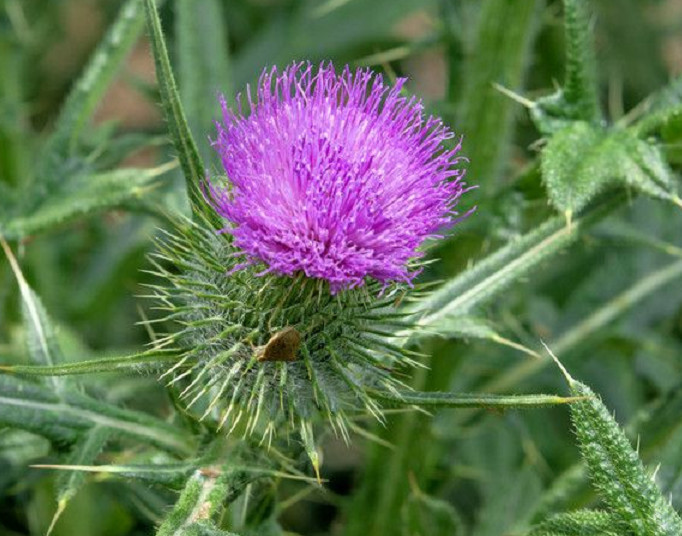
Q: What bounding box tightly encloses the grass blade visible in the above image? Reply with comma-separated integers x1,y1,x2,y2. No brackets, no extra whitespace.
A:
44,0,147,158
176,0,232,167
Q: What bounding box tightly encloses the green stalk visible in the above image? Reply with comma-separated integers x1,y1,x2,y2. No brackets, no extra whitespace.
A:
456,0,541,190
144,0,222,228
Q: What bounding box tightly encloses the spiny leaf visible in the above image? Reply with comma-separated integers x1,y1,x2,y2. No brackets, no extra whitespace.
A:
144,0,221,228
176,0,232,167
427,314,499,340
300,420,321,485
32,461,316,488
540,121,602,215
36,461,198,489
370,389,580,409
43,0,148,159
0,375,194,456
631,75,682,136
92,132,167,172
0,349,182,376
541,123,681,215
621,134,681,206
530,383,682,523
414,195,623,326
414,313,540,358
555,358,682,535
2,163,175,239
527,509,625,536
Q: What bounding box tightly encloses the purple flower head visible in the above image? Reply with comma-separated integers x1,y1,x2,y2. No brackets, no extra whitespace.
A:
208,61,470,292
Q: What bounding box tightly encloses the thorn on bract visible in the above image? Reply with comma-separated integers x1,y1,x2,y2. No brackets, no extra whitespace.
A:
46,499,67,536
564,209,573,230
541,340,574,385
311,454,322,486
492,82,536,109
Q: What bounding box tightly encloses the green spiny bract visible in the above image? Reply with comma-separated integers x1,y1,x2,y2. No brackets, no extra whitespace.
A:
145,216,422,445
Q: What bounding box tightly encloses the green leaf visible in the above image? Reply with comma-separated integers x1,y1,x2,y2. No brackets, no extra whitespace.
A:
93,133,167,172
541,123,681,215
416,313,540,358
43,0,148,159
35,461,198,489
0,375,194,456
540,121,603,215
621,134,682,207
631,75,682,137
531,383,682,523
370,389,579,410
528,509,624,536
144,0,221,228
47,426,112,535
176,0,232,167
32,461,313,489
556,362,682,535
1,163,175,239
414,196,623,326
0,350,182,376
1,238,66,395
428,314,499,339
486,258,682,393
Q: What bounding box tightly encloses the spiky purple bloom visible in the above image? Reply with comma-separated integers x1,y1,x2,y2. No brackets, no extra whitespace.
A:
208,62,469,291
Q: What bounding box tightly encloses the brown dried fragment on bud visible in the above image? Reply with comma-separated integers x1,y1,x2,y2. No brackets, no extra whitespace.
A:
257,327,301,362
199,466,221,478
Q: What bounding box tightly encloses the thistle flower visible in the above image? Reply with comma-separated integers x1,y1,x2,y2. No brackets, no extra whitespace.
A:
207,61,468,291
149,62,470,466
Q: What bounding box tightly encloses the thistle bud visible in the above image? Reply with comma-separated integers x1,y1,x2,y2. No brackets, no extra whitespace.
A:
149,61,470,449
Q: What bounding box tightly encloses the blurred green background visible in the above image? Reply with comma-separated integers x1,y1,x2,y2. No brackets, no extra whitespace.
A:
2,0,682,535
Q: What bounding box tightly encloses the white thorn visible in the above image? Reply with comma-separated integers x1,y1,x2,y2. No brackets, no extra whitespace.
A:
492,82,535,109
541,340,574,384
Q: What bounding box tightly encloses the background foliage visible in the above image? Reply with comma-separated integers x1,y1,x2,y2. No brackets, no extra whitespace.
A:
1,0,682,535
